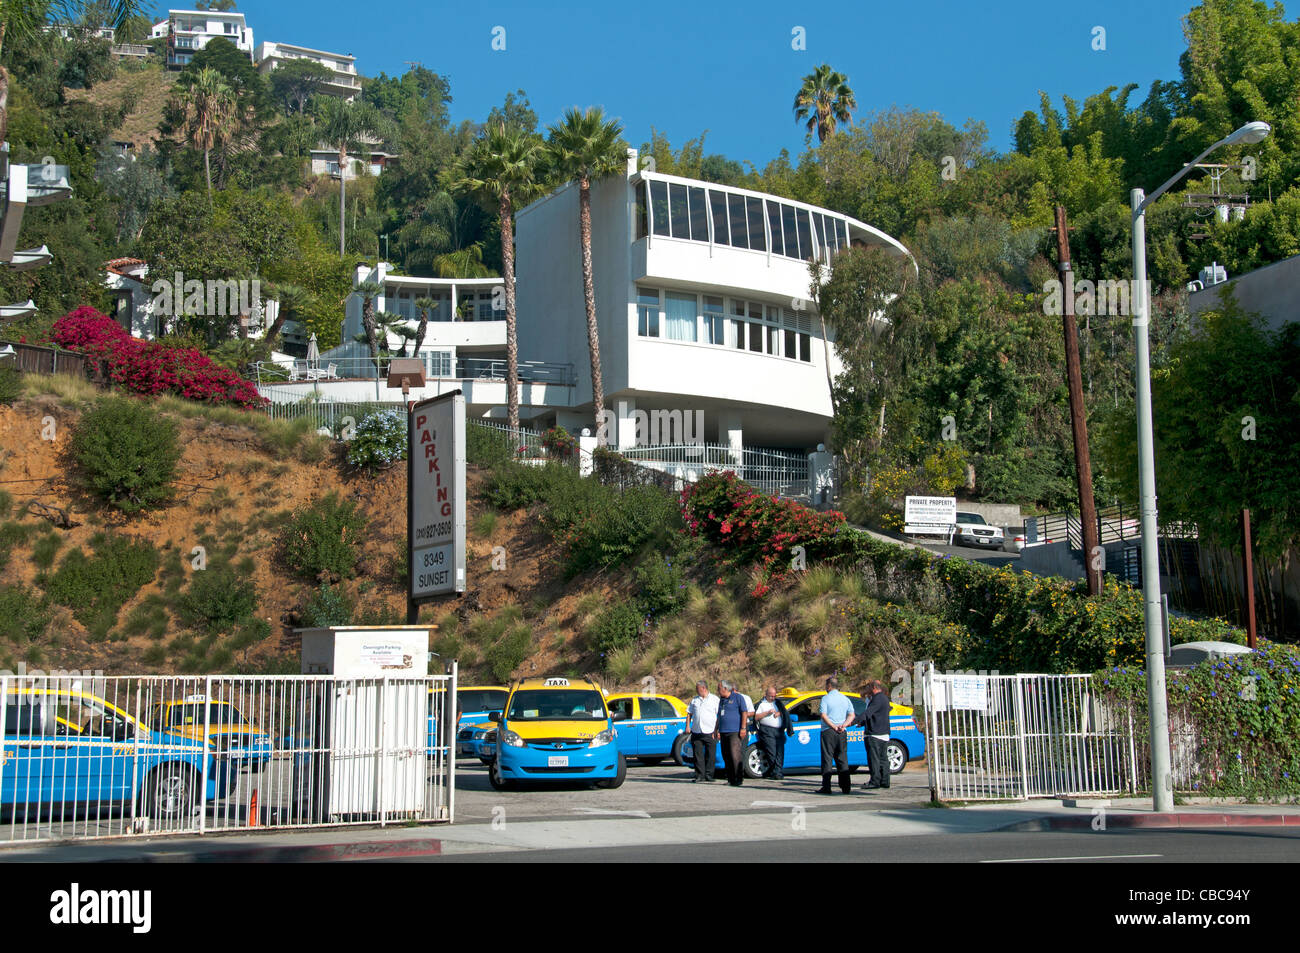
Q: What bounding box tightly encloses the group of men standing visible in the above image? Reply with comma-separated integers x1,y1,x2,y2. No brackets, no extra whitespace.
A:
684,676,893,792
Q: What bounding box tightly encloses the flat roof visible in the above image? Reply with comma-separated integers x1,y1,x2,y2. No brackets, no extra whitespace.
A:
259,40,354,62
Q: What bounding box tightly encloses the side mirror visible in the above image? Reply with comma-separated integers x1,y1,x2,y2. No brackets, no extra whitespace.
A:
488,711,500,723
611,711,627,722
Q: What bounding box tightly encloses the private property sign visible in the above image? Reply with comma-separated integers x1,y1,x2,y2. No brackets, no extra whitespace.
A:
408,391,466,602
904,495,956,536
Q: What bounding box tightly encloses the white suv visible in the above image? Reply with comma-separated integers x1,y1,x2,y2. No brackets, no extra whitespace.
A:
953,512,1005,549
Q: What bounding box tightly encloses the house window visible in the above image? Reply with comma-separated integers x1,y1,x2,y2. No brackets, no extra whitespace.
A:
637,288,660,337
664,292,698,342
835,218,848,251
669,183,690,238
688,187,708,242
650,181,670,237
704,296,725,345
796,210,814,260
781,204,799,258
730,300,745,349
635,181,648,239
800,334,811,362
746,197,767,252
767,201,785,257
728,193,748,249
709,191,730,245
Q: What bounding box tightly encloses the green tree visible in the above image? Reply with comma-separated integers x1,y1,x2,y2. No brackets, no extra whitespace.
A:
545,107,627,444
313,96,388,255
269,57,333,115
459,121,545,430
173,66,236,202
793,63,857,144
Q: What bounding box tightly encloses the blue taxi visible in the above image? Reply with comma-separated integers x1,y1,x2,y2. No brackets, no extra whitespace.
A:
682,688,926,779
2,685,245,823
605,693,690,765
487,677,625,790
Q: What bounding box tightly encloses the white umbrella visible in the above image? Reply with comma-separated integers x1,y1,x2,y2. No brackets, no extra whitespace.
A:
306,332,319,367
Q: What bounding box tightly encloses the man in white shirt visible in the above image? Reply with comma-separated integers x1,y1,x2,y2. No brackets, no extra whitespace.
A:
685,680,720,782
753,686,793,780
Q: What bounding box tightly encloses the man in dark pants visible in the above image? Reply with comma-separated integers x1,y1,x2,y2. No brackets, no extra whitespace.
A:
862,679,892,790
715,680,748,786
816,677,855,794
753,685,793,780
685,680,719,782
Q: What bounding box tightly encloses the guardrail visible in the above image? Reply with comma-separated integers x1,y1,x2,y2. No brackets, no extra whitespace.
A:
1,672,456,844
1031,504,1199,551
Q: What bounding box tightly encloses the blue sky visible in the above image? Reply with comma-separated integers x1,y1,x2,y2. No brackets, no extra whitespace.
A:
237,0,1202,163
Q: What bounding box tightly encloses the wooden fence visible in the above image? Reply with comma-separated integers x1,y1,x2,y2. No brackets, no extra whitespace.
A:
0,340,106,383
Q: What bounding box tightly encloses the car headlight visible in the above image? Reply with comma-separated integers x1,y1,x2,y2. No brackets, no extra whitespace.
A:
500,729,525,748
588,729,615,748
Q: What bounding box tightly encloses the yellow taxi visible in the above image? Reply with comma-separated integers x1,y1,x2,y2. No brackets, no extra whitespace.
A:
148,695,273,769
487,676,624,790
604,692,690,765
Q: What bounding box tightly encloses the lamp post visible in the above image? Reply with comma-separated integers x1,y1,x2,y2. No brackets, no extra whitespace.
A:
1130,120,1269,813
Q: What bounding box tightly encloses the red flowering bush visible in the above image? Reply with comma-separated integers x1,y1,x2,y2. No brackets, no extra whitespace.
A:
681,470,846,578
51,308,264,409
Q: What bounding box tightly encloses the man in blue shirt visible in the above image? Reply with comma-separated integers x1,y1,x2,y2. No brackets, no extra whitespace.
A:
714,680,749,786
816,676,855,794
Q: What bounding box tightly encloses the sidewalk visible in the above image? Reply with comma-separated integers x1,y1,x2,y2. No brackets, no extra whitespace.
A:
4,799,1299,862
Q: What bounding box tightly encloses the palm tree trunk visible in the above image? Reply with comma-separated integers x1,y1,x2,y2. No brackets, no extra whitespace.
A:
361,296,379,363
501,192,520,431
338,145,347,255
579,178,605,445
204,148,213,204
413,311,428,355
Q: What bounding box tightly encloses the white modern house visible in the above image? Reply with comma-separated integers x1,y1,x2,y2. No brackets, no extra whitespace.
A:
309,148,398,180
512,149,913,452
162,9,254,68
104,257,282,343
256,41,360,101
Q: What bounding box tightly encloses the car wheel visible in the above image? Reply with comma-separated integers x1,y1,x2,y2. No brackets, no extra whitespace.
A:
595,754,627,789
744,744,770,780
887,740,907,774
488,760,514,791
638,756,664,766
671,734,690,767
145,764,197,822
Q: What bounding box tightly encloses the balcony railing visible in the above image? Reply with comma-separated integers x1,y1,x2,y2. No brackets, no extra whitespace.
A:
251,356,575,387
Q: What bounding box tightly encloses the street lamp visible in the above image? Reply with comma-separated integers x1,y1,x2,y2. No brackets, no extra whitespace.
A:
1130,120,1270,813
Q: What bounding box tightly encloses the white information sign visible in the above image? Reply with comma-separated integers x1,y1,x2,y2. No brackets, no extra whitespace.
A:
409,392,466,600
904,495,957,536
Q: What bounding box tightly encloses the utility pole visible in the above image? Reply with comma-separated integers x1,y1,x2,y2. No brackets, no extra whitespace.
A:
1242,508,1258,649
1053,206,1103,595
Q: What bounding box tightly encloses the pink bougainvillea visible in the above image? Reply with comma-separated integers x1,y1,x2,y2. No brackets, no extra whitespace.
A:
51,308,265,409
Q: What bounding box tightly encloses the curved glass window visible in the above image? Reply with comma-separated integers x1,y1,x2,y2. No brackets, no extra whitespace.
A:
746,197,767,251
767,201,785,257
669,183,690,238
650,181,670,237
709,190,729,245
781,205,799,258
727,193,748,248
795,210,813,261
664,292,698,342
688,187,708,241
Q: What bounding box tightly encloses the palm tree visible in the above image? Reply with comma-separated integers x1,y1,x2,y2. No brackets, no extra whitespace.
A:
376,312,414,357
545,107,626,445
314,97,386,255
432,243,493,278
355,279,382,362
793,64,857,144
458,122,546,431
412,296,435,356
1,1,148,142
174,67,236,203
256,282,306,361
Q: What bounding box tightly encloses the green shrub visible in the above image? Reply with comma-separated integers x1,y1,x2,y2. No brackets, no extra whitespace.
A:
0,489,11,518
70,397,181,513
484,623,532,682
301,583,355,628
346,409,407,473
46,533,159,639
281,492,367,581
467,424,517,469
587,600,644,657
31,531,63,570
121,601,170,640
178,566,258,634
0,585,49,644
0,365,20,405
634,554,687,616
0,520,35,570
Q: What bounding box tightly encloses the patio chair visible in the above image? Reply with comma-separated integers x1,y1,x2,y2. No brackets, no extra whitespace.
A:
325,363,338,379
289,361,307,382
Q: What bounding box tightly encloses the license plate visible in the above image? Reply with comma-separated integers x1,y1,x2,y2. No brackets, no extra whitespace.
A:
547,755,568,767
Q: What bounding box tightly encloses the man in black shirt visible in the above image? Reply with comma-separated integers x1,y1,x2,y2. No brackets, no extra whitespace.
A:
862,680,891,790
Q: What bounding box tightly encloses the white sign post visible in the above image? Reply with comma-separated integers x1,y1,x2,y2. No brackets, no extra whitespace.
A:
904,495,957,536
408,391,466,619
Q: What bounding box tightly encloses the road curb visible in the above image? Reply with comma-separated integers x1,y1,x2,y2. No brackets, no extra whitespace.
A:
997,812,1300,832
109,837,444,863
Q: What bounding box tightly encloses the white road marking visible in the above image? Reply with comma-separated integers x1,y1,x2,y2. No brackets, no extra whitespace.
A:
750,801,806,809
571,807,651,818
981,853,1163,863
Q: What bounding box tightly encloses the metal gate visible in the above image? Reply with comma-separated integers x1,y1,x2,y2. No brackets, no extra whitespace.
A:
0,669,457,845
924,667,1140,801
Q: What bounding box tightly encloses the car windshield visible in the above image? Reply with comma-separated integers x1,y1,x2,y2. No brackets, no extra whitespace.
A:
956,513,986,525
507,690,607,721
162,702,248,728
459,690,507,712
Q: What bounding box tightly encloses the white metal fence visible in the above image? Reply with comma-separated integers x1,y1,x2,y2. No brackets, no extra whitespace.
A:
923,668,1143,801
618,443,811,499
0,672,456,845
